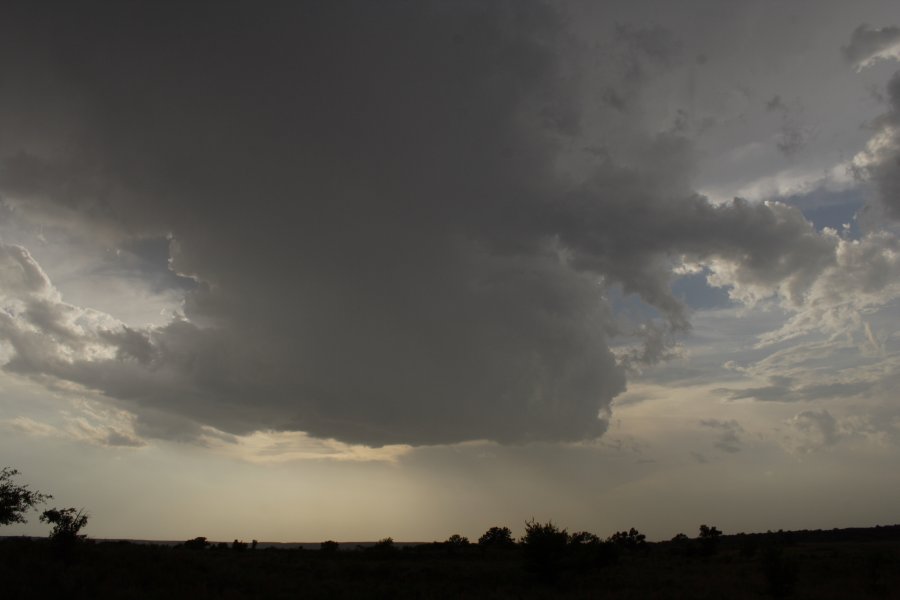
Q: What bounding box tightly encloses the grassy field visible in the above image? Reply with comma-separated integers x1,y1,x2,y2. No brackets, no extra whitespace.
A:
1,528,898,599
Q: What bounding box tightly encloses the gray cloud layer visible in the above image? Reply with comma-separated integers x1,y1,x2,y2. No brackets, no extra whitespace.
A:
861,71,900,218
843,24,900,68
1,2,900,446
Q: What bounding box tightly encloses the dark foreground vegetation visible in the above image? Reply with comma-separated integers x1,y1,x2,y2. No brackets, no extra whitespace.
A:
2,524,900,599
3,468,899,598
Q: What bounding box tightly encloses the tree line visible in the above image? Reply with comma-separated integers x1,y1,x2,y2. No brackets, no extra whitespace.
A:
2,465,725,561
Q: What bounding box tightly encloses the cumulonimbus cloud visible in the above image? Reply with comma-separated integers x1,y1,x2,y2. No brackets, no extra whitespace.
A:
1,2,900,447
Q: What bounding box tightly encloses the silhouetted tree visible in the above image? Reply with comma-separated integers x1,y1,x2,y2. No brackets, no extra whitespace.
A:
699,524,721,539
445,533,469,547
607,528,646,550
0,467,51,526
251,539,258,550
568,530,618,570
371,537,396,553
40,507,89,544
569,531,600,546
522,519,569,580
320,540,340,553
183,536,210,550
478,526,514,547
232,539,247,551
698,524,722,556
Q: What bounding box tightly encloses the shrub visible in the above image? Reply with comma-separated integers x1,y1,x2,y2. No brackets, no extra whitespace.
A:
698,524,722,556
40,507,89,544
183,536,210,550
371,537,396,553
569,530,618,570
320,540,340,553
569,531,600,546
478,526,514,548
522,519,569,579
607,528,646,550
445,533,469,547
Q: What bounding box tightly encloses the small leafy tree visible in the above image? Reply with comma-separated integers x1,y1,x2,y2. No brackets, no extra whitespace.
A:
478,526,514,547
183,536,210,550
568,530,618,571
445,533,469,547
569,531,600,546
371,537,396,553
40,507,89,543
0,467,51,526
522,519,569,579
699,524,722,539
523,519,568,547
698,524,722,556
607,528,646,550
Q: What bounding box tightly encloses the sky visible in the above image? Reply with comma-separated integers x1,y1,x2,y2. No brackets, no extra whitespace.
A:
2,0,900,543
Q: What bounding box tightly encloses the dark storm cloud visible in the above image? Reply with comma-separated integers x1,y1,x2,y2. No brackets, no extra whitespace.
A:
861,70,900,219
0,1,628,446
0,1,878,446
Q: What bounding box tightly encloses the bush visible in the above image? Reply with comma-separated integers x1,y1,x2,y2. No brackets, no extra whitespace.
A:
478,526,514,548
320,540,340,553
569,531,600,546
522,519,569,579
607,528,646,550
698,524,723,556
445,534,469,547
182,537,210,550
370,537,396,554
569,530,618,569
40,507,88,542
